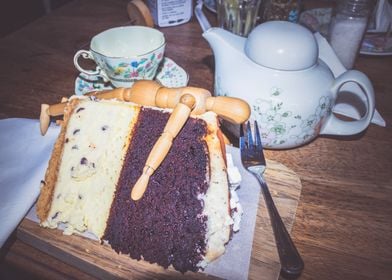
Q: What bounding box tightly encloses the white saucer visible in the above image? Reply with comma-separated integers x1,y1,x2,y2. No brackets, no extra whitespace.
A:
75,57,189,95
360,33,392,56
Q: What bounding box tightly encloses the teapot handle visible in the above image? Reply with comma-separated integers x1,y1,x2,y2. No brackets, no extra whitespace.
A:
320,70,375,136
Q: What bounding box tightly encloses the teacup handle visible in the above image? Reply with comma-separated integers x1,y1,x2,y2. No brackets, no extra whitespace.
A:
73,50,109,81
320,70,375,136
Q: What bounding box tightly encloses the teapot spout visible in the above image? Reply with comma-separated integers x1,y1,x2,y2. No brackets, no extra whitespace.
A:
203,27,246,61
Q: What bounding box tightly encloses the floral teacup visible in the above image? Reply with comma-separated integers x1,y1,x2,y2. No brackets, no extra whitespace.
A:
73,26,165,88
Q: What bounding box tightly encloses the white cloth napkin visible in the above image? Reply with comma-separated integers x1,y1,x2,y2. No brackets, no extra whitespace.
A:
316,32,386,127
0,118,60,248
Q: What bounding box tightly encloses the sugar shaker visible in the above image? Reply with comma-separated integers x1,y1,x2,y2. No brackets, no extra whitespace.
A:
328,0,374,69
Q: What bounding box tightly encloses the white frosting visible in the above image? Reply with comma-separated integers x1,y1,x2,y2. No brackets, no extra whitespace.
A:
226,152,243,232
229,188,243,232
226,153,242,189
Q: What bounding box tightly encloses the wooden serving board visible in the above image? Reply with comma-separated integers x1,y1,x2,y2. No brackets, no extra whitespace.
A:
17,159,302,280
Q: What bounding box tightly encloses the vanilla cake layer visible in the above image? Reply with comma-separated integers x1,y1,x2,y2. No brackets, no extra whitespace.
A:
198,112,232,264
38,98,140,238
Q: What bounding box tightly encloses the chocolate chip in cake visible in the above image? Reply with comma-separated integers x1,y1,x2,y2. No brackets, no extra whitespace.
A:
78,194,83,200
56,194,62,199
70,156,97,180
65,138,69,143
71,145,78,150
79,157,96,168
101,125,109,131
73,129,80,135
76,107,85,113
51,211,60,220
80,157,88,165
40,180,46,185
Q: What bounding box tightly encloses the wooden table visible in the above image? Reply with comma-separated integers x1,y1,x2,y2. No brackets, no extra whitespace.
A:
1,0,391,279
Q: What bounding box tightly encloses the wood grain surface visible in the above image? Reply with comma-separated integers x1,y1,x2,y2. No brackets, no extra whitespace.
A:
0,0,391,279
16,160,302,280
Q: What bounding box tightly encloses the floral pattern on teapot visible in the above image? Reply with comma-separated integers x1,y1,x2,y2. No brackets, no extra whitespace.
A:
252,87,333,148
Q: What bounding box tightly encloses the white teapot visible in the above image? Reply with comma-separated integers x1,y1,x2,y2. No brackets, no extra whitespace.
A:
203,21,375,149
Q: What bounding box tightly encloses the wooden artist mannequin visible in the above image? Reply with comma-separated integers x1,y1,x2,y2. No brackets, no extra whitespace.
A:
39,80,251,200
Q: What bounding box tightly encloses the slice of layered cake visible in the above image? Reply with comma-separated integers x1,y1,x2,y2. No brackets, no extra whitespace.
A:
37,97,239,273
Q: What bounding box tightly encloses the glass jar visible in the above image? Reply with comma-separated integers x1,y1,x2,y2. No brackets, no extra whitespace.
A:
328,0,374,69
217,0,262,37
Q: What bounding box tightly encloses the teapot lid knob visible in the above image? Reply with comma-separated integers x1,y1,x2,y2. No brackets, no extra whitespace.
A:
245,21,318,71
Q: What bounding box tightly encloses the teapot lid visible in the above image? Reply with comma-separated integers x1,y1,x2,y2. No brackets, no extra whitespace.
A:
245,21,318,71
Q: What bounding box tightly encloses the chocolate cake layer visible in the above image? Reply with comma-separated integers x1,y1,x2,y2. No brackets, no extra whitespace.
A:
104,108,210,273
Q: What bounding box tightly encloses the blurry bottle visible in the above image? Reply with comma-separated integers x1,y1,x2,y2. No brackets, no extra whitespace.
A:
328,0,374,69
147,0,193,27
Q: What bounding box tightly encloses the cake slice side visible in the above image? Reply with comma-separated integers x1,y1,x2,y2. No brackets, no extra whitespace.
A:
197,112,232,266
37,99,80,223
